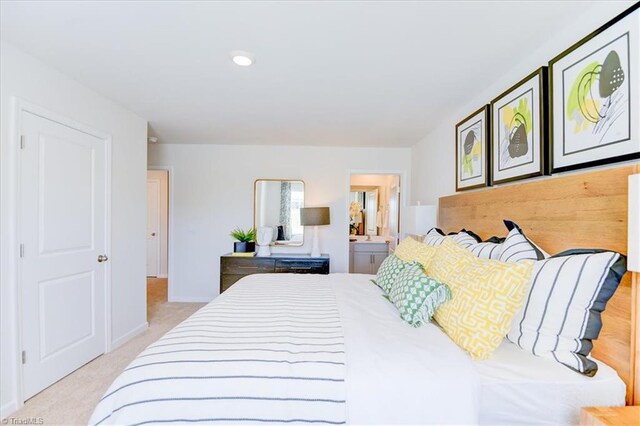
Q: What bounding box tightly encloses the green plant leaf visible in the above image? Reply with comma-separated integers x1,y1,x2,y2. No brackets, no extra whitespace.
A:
230,226,256,242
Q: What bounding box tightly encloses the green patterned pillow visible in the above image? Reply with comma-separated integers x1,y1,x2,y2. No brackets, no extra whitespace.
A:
389,264,451,327
372,254,409,294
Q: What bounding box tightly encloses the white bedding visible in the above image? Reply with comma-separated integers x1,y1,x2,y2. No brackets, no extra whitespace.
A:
91,275,348,425
330,273,479,424
477,339,625,425
91,272,625,425
340,273,625,425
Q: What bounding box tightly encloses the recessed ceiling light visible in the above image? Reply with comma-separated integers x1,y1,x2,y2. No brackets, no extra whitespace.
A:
230,50,255,67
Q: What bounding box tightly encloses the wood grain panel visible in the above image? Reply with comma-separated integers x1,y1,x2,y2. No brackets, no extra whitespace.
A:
438,164,639,405
580,406,640,425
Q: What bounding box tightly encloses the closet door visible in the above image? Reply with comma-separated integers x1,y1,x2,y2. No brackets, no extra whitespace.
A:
20,110,107,399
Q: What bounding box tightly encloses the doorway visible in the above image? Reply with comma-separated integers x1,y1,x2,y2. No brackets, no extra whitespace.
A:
349,174,401,243
348,174,401,273
18,107,110,400
146,170,168,306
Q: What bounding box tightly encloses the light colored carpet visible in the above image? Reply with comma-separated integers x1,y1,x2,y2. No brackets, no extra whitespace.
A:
7,278,205,425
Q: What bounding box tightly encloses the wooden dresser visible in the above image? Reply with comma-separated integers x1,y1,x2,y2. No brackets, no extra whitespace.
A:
219,253,330,293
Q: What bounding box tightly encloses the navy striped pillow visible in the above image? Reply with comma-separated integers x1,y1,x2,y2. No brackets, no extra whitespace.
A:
499,220,547,263
423,228,447,246
424,228,481,249
507,249,626,376
469,241,502,259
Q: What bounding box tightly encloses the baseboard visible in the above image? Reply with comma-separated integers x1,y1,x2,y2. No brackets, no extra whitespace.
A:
168,296,212,303
1,400,19,420
110,322,149,351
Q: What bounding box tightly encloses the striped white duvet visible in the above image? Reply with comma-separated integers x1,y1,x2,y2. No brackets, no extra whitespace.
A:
91,274,346,425
91,273,480,425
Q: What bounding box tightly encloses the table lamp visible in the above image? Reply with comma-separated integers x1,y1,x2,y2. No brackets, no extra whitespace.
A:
403,204,437,242
300,207,330,258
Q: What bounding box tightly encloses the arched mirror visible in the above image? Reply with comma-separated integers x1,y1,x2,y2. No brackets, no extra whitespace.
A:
254,179,305,246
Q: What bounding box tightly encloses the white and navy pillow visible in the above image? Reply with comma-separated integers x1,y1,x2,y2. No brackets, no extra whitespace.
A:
452,229,482,249
423,228,447,246
468,237,504,260
499,220,547,263
424,228,481,248
507,249,626,376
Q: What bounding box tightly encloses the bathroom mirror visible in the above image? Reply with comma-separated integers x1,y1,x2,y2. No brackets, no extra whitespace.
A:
350,186,379,236
254,179,305,246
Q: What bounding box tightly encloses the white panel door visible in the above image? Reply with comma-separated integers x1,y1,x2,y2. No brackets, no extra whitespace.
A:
20,111,106,399
146,179,160,277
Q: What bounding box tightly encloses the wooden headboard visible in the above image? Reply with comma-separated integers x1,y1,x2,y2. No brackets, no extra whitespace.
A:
438,164,639,405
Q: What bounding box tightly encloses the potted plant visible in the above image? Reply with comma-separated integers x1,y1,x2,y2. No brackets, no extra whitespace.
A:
230,227,256,253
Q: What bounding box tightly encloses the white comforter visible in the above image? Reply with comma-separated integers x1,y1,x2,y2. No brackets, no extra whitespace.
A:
91,273,479,425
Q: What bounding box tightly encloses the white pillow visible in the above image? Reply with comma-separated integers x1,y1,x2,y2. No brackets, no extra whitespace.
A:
451,231,479,249
499,220,547,263
468,241,502,260
423,228,480,249
507,249,626,376
423,228,447,246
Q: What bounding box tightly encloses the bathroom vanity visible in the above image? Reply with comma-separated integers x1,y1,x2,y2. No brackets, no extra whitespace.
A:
348,239,390,274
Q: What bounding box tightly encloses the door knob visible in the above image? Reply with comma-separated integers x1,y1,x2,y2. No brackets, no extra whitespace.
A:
98,254,109,263
151,232,156,236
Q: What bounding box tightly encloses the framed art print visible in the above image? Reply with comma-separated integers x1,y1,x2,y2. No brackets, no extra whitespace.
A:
490,67,548,184
549,3,640,173
455,105,490,191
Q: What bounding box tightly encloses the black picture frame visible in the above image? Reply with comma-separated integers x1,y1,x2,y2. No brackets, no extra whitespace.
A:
549,2,640,173
490,67,549,185
455,105,491,191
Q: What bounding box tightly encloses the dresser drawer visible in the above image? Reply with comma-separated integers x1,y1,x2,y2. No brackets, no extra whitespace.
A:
221,274,247,292
222,257,275,274
275,259,329,274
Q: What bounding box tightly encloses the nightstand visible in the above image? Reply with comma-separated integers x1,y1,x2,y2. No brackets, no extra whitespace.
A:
580,406,640,425
219,253,330,293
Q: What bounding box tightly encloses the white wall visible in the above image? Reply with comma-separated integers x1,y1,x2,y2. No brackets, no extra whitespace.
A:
148,144,411,302
0,41,148,417
147,170,169,277
411,1,634,206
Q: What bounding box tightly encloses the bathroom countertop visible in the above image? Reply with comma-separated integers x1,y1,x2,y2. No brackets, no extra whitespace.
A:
348,237,391,243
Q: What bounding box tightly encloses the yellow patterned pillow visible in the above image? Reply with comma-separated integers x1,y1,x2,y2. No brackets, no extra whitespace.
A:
426,238,474,283
394,237,438,270
432,239,534,360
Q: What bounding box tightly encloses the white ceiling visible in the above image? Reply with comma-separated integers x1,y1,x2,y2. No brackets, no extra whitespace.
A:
1,1,600,147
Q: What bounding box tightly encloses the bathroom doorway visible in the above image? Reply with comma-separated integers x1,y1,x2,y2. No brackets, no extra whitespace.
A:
348,173,401,273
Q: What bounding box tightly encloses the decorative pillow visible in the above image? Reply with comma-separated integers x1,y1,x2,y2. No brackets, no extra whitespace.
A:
431,239,535,360
371,254,410,294
507,249,626,376
424,227,480,249
388,263,451,327
498,220,547,263
394,237,438,270
451,231,480,249
468,241,502,259
423,227,447,246
426,238,474,283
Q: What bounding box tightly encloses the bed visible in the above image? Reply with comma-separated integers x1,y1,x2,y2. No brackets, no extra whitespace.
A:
91,164,637,425
91,273,626,425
